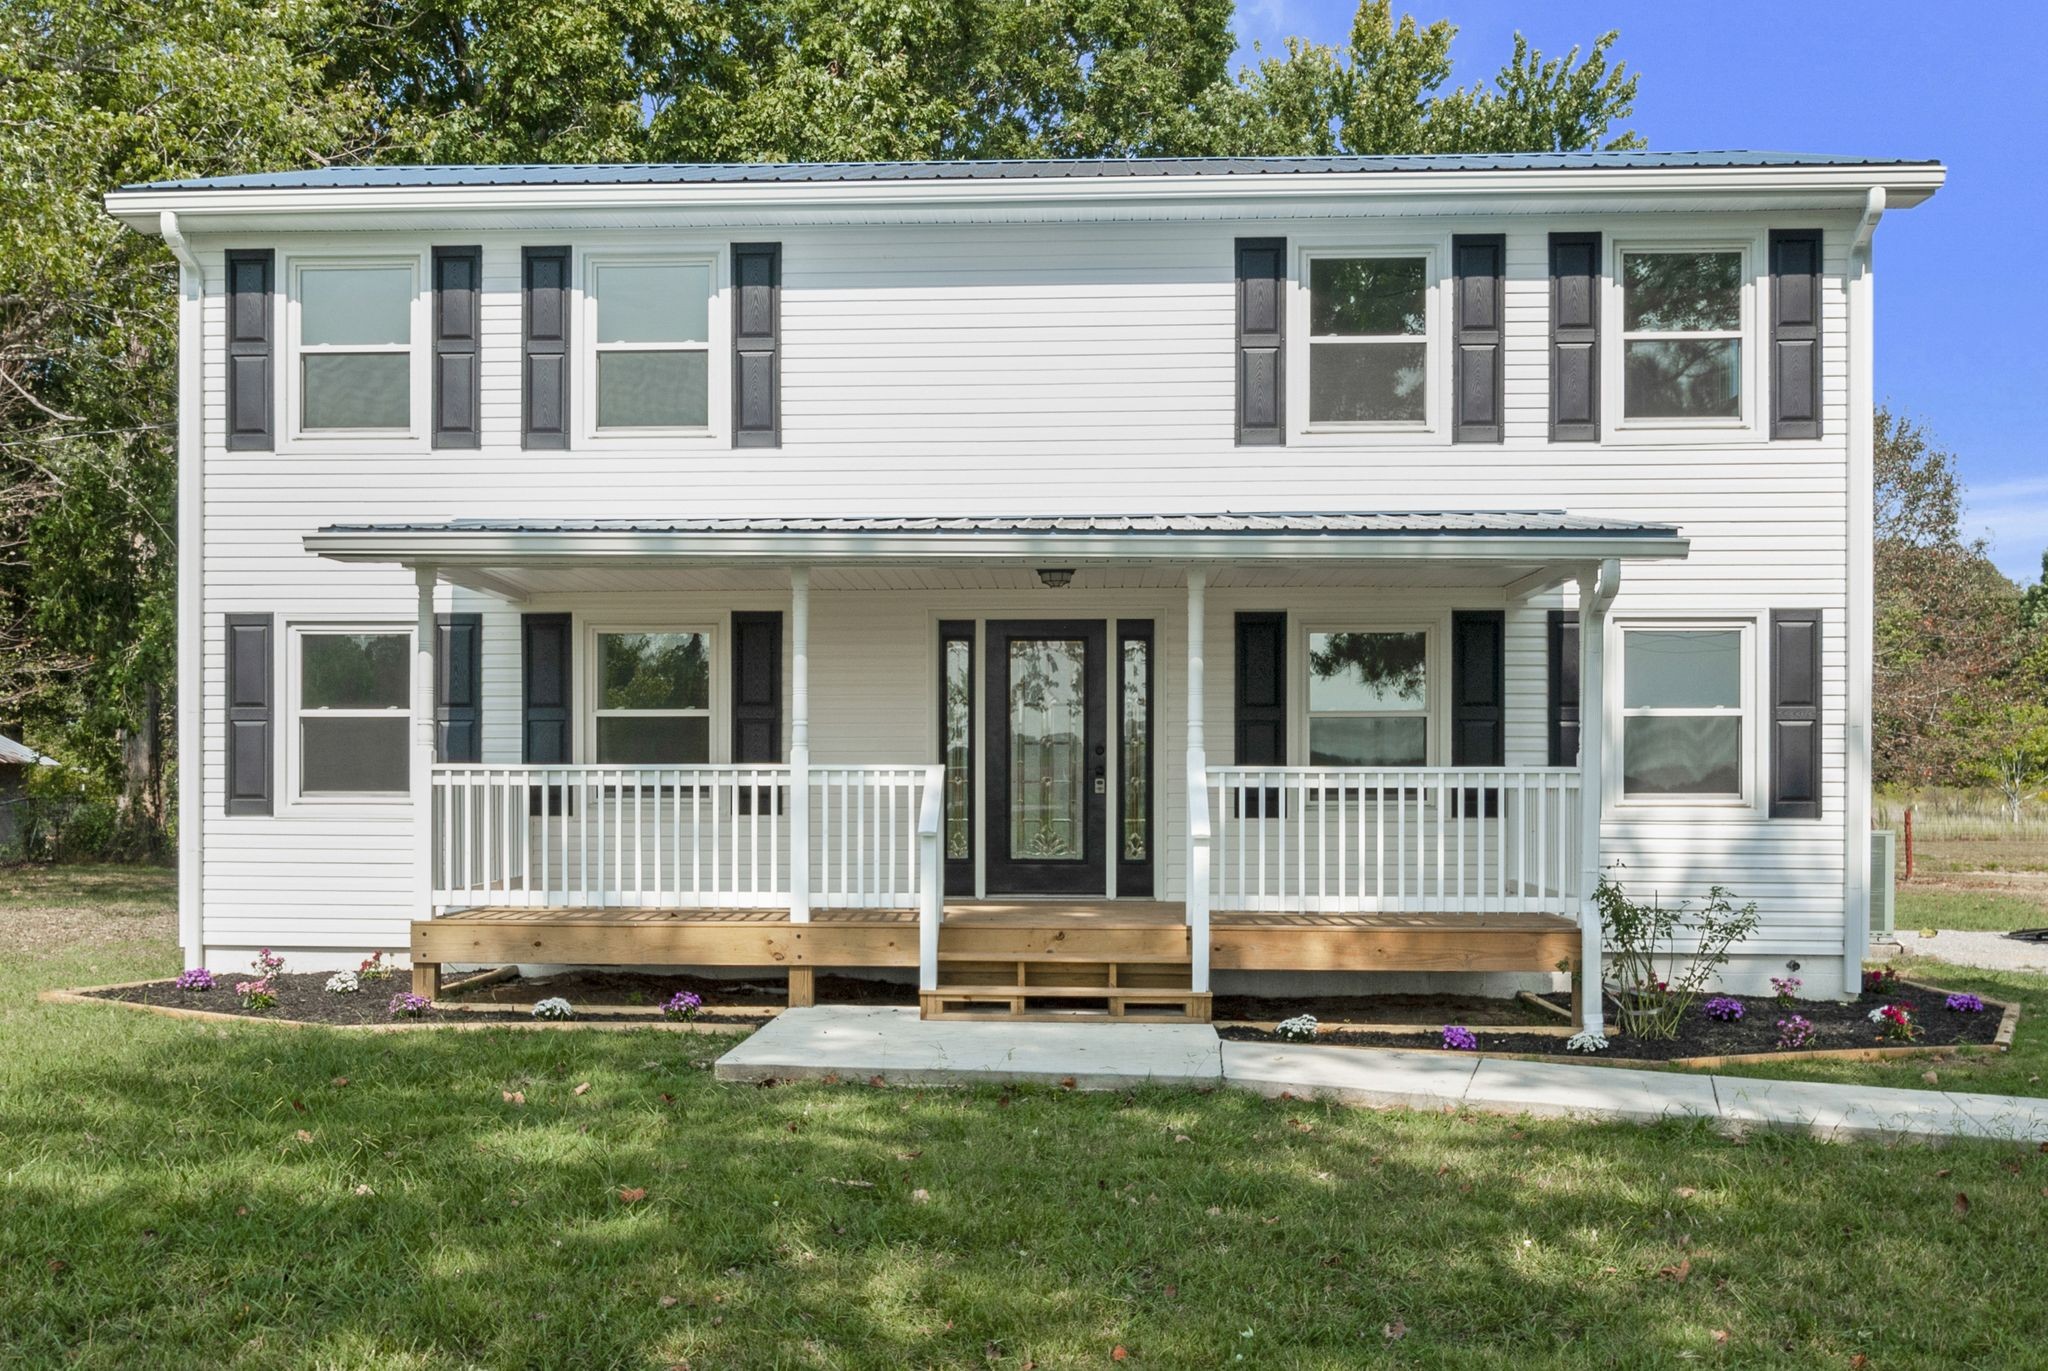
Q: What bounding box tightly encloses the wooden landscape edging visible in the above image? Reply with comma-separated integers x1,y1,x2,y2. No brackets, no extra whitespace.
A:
1219,1019,1579,1039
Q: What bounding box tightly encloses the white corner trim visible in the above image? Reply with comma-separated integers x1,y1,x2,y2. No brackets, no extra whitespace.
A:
163,212,204,969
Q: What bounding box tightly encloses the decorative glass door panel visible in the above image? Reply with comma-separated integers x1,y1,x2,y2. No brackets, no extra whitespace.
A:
985,621,1107,896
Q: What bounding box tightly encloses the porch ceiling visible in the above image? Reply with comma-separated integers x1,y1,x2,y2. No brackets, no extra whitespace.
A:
306,510,1687,599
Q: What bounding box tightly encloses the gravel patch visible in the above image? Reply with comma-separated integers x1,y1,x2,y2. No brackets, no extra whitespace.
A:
1882,928,2048,975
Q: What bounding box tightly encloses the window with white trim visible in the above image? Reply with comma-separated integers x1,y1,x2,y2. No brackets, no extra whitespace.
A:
296,630,411,796
1306,254,1430,426
1619,250,1745,422
588,259,712,430
294,261,417,432
1620,625,1748,798
1305,629,1430,766
593,630,712,763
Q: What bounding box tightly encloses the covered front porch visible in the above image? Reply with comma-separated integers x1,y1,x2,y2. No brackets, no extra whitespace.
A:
303,512,1689,1030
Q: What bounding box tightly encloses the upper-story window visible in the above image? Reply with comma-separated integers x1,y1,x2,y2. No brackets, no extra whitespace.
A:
586,258,713,433
1618,248,1748,424
1306,254,1431,427
292,260,422,435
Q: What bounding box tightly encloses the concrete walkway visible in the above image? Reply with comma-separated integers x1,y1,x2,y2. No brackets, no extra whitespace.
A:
717,1006,2048,1145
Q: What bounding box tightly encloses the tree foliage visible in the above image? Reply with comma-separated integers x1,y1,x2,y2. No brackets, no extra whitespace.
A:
1,0,1644,851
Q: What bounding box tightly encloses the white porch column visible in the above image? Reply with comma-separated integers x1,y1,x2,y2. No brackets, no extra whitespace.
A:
1185,568,1210,994
788,567,811,923
413,566,438,928
1575,558,1619,1035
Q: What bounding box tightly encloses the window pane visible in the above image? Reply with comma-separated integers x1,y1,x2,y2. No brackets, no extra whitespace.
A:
1308,342,1427,423
1121,638,1149,862
596,715,710,764
303,354,410,429
597,351,709,428
1622,252,1742,332
1008,638,1085,862
1308,631,1427,711
300,266,412,346
1309,258,1427,335
595,263,711,343
1624,630,1741,709
302,717,409,793
1623,716,1742,796
302,634,409,709
599,633,708,710
1623,339,1741,420
943,638,972,861
1309,716,1428,767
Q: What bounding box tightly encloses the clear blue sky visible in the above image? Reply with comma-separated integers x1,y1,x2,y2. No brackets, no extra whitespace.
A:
1232,1,2048,583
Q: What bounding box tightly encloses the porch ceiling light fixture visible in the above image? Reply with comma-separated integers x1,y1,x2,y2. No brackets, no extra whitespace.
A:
1036,567,1075,589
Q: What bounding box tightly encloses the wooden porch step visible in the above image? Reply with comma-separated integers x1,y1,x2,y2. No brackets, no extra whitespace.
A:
919,985,1212,1023
936,948,1190,964
937,925,1188,960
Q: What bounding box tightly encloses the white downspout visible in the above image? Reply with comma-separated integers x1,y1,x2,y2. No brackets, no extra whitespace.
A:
1576,557,1620,1035
1844,188,1884,985
161,212,204,969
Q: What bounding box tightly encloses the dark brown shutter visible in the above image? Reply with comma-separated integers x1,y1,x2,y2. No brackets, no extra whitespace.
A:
224,250,274,451
224,613,273,814
1452,235,1505,444
1769,609,1823,818
1235,238,1285,446
432,246,482,449
1234,612,1285,816
1548,232,1600,442
732,242,780,448
434,612,482,763
1450,611,1505,764
731,611,783,762
1769,230,1823,440
522,247,570,450
1546,610,1580,767
521,613,571,763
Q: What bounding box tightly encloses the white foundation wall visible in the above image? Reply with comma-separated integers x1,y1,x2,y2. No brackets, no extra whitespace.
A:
187,207,1861,990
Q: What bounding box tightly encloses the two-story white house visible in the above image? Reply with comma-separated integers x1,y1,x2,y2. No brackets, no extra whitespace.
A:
106,152,1944,1031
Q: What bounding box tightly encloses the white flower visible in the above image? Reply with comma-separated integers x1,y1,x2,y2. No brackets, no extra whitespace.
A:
1867,1006,1887,1023
1275,1014,1319,1043
532,996,575,1020
1566,1031,1609,1053
324,970,360,995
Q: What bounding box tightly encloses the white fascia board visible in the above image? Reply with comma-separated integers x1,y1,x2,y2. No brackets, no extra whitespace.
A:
108,164,1945,234
303,528,1690,566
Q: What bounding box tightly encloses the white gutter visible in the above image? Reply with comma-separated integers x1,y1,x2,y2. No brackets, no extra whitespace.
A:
1844,186,1884,982
160,211,204,970
302,528,1690,567
106,163,1947,233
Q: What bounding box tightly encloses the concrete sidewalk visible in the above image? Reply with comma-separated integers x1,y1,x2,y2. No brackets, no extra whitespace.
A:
717,1006,2048,1145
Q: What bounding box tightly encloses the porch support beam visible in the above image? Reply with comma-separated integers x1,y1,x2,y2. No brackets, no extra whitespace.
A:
412,565,440,996
1185,568,1210,994
789,567,811,924
1575,557,1619,1036
1503,564,1572,602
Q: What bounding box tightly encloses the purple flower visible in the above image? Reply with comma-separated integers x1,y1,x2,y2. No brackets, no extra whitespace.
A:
661,990,703,1021
388,992,431,1019
174,967,215,992
1702,996,1745,1023
1776,1014,1816,1050
254,948,285,976
1945,993,1985,1014
1441,1024,1478,1052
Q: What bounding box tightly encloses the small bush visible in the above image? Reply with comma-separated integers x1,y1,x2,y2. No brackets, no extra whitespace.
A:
1440,1024,1478,1052
1274,1014,1318,1043
173,968,214,992
1776,1015,1816,1050
1945,993,1986,1014
661,990,702,1021
236,979,277,1011
1701,996,1745,1023
388,993,431,1019
324,971,360,995
532,997,574,1021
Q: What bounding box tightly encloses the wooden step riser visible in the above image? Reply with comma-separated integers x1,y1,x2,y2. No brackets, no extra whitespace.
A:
938,961,1193,991
937,926,1189,961
920,990,1212,1023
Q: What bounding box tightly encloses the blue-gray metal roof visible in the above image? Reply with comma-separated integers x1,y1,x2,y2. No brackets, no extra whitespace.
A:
127,151,1936,193
318,511,1677,538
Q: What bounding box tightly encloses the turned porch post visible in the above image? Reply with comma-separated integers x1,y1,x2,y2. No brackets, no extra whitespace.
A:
1185,568,1210,994
1575,558,1619,1035
789,566,811,925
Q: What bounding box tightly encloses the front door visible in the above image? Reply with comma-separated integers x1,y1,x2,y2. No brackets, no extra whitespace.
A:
985,620,1107,896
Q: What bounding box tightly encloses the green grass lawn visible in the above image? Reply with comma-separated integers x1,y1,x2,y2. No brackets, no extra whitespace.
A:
1897,883,2048,933
9,868,2048,1368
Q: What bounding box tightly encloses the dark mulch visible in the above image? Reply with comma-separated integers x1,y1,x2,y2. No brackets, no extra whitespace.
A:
86,968,915,1026
1211,990,1558,1027
1218,980,2003,1060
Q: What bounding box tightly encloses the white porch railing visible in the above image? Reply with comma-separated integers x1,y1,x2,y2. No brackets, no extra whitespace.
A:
430,763,943,912
1204,766,1583,915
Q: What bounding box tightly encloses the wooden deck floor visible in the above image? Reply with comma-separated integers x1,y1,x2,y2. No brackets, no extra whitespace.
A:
427,900,1576,932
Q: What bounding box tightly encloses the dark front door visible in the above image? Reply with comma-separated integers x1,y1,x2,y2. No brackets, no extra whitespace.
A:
985,620,1107,896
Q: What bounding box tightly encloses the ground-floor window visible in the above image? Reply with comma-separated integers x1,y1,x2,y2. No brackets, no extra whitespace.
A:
1619,622,1750,799
1304,627,1431,766
592,629,712,764
293,628,411,797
